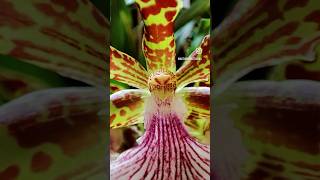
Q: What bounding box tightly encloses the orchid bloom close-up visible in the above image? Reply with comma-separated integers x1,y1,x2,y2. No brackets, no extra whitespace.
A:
0,0,320,179
110,0,210,179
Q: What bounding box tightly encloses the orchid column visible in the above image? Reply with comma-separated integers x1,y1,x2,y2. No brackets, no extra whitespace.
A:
110,0,211,179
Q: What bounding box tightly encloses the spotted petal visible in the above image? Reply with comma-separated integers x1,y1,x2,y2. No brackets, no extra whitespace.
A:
215,80,320,179
110,89,149,129
0,0,107,86
176,35,211,90
136,0,182,72
110,46,149,89
179,87,210,143
0,87,106,179
214,0,320,94
269,44,320,81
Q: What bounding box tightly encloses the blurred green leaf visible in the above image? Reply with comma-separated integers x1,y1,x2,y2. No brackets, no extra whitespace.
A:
175,0,210,30
186,18,210,55
175,20,196,53
111,0,137,58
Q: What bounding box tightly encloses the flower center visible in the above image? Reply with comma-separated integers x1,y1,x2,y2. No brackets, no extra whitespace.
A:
148,69,176,100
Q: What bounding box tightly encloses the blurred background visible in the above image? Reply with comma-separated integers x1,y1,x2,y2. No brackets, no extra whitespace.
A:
0,0,108,179
213,0,320,179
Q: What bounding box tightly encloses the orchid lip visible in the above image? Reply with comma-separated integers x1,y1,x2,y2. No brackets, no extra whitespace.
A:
111,97,210,179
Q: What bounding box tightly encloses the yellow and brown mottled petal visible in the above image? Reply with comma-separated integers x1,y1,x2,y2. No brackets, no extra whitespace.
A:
178,87,210,144
214,0,320,94
194,80,210,87
110,89,149,129
176,35,211,90
110,85,125,94
216,80,320,179
110,46,149,89
0,87,106,179
0,0,107,87
135,0,182,72
110,84,125,94
269,44,320,81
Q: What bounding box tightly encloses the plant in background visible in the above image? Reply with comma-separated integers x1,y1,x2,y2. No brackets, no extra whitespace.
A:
110,0,210,178
213,0,320,179
0,0,107,179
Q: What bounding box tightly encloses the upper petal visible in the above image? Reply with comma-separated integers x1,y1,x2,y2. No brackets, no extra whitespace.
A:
136,0,182,72
0,0,108,86
214,0,320,94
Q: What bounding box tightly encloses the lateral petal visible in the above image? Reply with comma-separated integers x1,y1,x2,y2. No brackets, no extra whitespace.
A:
110,89,149,129
176,35,211,90
110,46,149,89
0,87,106,179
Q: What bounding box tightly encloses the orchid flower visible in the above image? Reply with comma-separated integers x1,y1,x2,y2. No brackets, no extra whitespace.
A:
110,0,211,179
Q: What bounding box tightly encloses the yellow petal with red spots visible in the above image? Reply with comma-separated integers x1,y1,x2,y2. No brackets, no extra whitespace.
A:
110,89,149,129
0,0,107,87
176,35,211,90
217,80,320,179
110,46,149,89
0,87,106,179
178,87,210,144
135,0,182,72
214,0,320,94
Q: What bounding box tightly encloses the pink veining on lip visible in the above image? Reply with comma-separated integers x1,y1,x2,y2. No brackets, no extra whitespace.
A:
111,95,210,179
